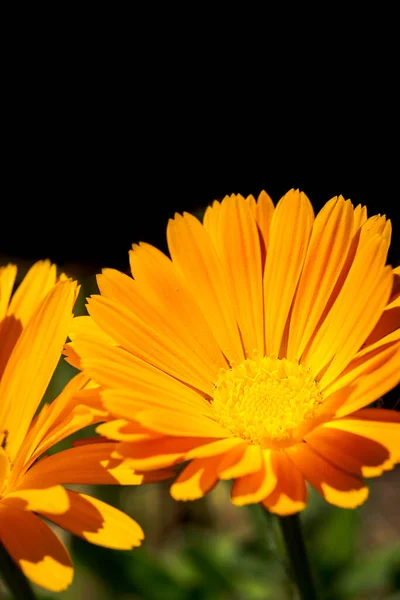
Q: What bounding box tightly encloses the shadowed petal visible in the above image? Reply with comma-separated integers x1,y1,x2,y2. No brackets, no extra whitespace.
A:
0,504,73,592
286,443,369,508
2,486,69,514
262,450,307,515
112,437,216,471
15,444,172,489
41,490,144,549
325,409,400,466
305,425,393,477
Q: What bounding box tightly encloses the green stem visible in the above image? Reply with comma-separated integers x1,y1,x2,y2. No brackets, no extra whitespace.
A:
277,513,319,600
0,542,36,600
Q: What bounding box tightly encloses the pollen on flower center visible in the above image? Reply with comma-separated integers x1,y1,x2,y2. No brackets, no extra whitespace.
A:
211,355,323,447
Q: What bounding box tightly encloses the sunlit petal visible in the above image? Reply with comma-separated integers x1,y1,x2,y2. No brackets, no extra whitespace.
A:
69,190,399,516
0,280,76,460
170,456,221,500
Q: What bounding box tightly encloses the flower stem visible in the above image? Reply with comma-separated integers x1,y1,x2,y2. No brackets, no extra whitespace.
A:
0,542,36,600
277,513,319,600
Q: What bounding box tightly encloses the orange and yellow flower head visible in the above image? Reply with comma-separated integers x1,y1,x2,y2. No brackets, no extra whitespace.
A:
0,261,169,592
69,190,400,517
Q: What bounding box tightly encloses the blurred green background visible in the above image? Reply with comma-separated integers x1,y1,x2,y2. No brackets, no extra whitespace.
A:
0,271,398,600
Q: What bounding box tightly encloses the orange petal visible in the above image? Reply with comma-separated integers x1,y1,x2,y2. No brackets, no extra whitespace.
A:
2,485,69,514
69,314,117,345
87,294,214,394
0,504,73,592
0,314,23,382
321,267,393,387
98,261,227,382
358,215,391,251
63,343,81,369
112,437,215,471
218,443,263,479
305,425,393,478
264,189,314,356
202,198,223,249
253,190,275,256
33,393,106,460
230,450,278,505
17,387,107,482
7,373,94,485
287,196,354,360
167,211,244,363
386,267,400,309
97,419,163,442
0,264,17,320
0,280,76,461
42,490,144,549
66,314,116,370
7,260,57,325
15,444,155,488
129,241,227,368
34,371,92,434
325,409,400,465
100,379,211,420
358,320,400,359
362,264,400,346
0,448,10,485
185,437,244,459
170,456,221,500
262,450,307,515
352,203,368,231
323,342,400,417
286,443,369,508
0,262,59,385
74,337,213,412
134,408,230,438
208,195,264,356
304,235,392,384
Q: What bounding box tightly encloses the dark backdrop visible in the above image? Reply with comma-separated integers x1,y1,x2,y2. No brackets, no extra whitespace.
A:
3,18,399,276
2,137,399,276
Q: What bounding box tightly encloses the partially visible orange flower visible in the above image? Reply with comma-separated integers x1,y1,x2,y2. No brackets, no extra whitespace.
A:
0,261,170,592
69,190,400,518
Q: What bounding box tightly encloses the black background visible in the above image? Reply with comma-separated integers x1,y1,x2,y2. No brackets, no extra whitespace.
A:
2,41,399,275
2,134,399,277
3,9,399,278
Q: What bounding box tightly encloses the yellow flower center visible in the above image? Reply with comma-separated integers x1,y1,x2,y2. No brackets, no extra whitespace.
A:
211,356,323,447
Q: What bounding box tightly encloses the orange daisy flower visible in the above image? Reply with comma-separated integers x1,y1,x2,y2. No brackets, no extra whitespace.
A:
69,190,400,517
0,261,169,592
